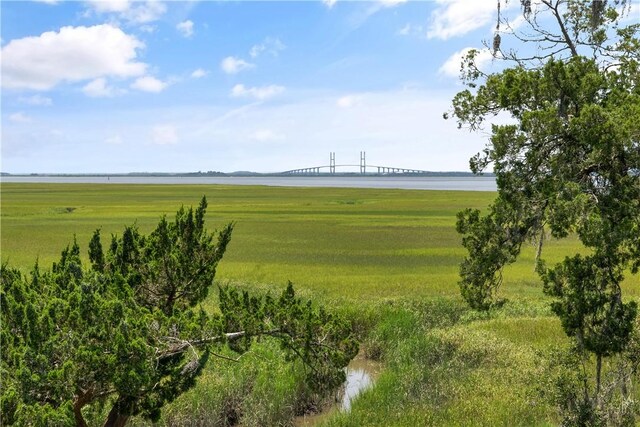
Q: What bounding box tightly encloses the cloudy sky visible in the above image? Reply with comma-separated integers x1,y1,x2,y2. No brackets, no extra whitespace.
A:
2,0,528,173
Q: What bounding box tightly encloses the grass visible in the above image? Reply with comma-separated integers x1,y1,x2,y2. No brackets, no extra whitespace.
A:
5,183,626,300
325,299,563,427
2,183,496,300
2,182,640,425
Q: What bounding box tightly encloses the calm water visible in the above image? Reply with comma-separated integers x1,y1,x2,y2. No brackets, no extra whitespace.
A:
1,175,497,191
294,354,381,426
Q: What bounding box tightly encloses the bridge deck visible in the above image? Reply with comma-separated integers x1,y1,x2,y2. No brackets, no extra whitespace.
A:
282,164,431,175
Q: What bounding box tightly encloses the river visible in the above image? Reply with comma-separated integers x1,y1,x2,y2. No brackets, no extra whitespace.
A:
1,175,497,191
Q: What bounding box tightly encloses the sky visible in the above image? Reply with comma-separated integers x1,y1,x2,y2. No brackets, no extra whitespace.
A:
0,0,608,174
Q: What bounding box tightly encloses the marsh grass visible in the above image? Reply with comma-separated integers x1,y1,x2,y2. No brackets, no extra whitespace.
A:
2,183,500,300
3,183,640,425
8,183,631,300
324,300,564,426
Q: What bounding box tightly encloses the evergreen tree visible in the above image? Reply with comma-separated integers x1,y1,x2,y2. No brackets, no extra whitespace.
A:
1,197,357,426
450,0,640,422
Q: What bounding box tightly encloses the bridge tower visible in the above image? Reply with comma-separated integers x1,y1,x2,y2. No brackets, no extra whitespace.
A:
330,152,336,174
360,151,366,174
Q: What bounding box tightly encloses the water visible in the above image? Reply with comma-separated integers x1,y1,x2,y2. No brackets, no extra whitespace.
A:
1,175,496,191
341,357,381,411
294,355,381,426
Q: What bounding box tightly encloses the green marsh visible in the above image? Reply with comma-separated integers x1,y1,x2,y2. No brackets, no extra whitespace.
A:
3,183,639,425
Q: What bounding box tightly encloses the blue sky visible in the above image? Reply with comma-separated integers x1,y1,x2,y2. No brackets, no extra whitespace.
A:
1,0,545,173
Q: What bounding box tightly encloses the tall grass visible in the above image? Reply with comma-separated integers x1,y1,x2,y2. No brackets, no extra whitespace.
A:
7,183,631,300
325,299,564,426
3,183,640,425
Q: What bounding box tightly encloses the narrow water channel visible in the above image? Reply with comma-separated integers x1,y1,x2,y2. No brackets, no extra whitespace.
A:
294,354,381,426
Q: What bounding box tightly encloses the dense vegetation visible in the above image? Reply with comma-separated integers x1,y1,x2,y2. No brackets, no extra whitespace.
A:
3,184,640,425
1,195,357,426
452,0,640,423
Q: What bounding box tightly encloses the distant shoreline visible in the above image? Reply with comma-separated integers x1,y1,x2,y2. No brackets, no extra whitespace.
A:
1,171,493,178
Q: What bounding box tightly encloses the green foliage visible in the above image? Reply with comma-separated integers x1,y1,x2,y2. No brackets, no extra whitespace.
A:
456,202,526,310
5,184,640,424
325,301,559,427
453,29,640,331
537,341,640,427
218,282,358,393
540,254,637,358
145,338,313,427
452,1,640,422
537,347,602,427
1,197,357,426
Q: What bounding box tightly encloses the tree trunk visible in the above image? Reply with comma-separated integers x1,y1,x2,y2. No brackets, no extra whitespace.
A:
103,409,129,427
577,331,591,404
74,404,89,427
534,228,544,271
103,399,131,427
73,390,93,427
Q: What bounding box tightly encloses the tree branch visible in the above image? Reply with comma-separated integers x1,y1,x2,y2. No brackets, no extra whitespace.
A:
543,0,579,56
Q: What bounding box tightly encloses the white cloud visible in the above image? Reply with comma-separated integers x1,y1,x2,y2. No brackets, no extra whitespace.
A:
191,68,207,78
131,76,168,93
249,129,284,142
427,0,505,40
18,95,53,106
439,47,494,78
336,95,362,108
220,56,254,74
1,24,146,90
85,0,130,13
33,0,60,4
230,84,285,101
83,77,123,97
125,1,166,24
177,20,194,38
85,1,166,24
249,37,286,58
9,112,33,123
105,135,123,144
323,0,337,8
152,125,178,145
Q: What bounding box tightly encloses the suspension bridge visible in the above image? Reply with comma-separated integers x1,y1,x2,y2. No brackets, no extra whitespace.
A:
281,152,431,175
